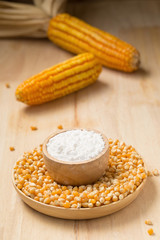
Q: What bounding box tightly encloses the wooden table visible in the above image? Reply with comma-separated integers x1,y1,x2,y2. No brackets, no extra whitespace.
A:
0,0,160,239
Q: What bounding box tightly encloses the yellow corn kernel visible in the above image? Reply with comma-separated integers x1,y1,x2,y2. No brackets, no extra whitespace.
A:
82,203,88,208
24,173,31,179
81,198,88,203
17,168,22,174
105,196,111,201
73,186,78,191
63,201,70,208
34,196,39,201
10,147,15,151
90,199,96,204
147,228,154,235
70,200,77,205
44,197,51,204
18,177,25,184
79,187,84,193
145,220,153,225
64,190,71,195
62,186,67,191
15,53,101,105
6,83,10,88
88,203,93,208
60,194,66,199
29,165,35,171
30,126,38,131
17,183,22,190
94,194,99,201
57,125,63,130
152,169,159,176
56,189,62,195
141,173,147,179
28,187,35,194
112,195,118,202
72,191,79,197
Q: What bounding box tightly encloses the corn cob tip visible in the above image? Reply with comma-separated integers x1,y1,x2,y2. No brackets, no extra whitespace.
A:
15,87,30,105
130,50,140,72
15,88,23,102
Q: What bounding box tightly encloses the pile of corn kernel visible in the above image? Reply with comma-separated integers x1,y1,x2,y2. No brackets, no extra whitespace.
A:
13,139,147,208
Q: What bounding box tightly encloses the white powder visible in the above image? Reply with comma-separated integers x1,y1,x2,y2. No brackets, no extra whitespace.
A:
47,129,105,162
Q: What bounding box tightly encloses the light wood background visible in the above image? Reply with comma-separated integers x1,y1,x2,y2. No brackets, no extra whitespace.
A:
0,0,160,239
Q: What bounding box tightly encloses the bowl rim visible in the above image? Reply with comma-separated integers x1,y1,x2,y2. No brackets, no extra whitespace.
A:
42,128,109,165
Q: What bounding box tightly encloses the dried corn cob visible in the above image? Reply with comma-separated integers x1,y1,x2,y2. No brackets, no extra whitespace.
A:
15,53,101,105
48,14,140,72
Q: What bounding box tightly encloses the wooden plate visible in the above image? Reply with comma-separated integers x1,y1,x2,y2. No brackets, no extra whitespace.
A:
12,172,147,220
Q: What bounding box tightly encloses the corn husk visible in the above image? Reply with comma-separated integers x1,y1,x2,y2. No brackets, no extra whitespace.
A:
0,0,66,37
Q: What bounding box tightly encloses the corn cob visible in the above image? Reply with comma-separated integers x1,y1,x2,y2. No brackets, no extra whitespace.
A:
15,53,102,105
48,14,140,72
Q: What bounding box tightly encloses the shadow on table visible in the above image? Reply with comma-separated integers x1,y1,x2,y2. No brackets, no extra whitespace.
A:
131,67,150,78
106,67,150,80
126,67,150,80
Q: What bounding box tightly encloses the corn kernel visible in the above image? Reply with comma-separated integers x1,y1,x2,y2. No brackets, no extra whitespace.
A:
152,169,159,176
88,203,93,208
147,228,154,235
63,201,70,208
6,83,10,88
145,219,153,225
10,147,15,151
17,183,22,189
44,197,51,204
57,125,63,130
30,126,38,131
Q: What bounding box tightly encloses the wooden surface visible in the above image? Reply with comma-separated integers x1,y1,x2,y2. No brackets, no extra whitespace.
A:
0,0,160,239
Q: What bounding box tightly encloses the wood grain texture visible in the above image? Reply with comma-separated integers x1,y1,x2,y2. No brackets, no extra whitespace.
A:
0,0,160,239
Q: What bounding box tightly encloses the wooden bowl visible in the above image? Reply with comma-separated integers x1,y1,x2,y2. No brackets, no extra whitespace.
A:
42,129,109,186
12,171,147,220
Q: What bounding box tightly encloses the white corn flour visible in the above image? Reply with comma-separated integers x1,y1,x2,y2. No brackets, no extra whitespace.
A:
47,129,105,162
